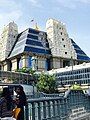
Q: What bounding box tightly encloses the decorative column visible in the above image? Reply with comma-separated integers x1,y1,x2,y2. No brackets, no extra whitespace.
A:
60,59,63,68
21,55,28,68
0,63,4,71
3,62,8,71
3,61,11,71
11,58,18,71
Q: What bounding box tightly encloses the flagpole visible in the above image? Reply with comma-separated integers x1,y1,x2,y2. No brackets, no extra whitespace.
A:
30,19,35,28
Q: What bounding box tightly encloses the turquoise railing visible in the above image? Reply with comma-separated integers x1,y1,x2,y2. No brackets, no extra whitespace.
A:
24,90,90,120
25,97,67,120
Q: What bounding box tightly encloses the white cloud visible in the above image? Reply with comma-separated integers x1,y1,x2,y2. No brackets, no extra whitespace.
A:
0,0,22,21
0,10,22,24
0,0,20,10
75,0,90,4
56,0,76,9
0,0,23,35
0,15,3,20
0,10,23,34
56,0,90,9
28,0,37,4
5,10,23,21
0,10,22,26
19,24,29,33
28,0,42,8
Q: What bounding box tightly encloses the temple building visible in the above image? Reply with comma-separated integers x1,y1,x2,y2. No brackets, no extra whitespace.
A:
0,18,89,71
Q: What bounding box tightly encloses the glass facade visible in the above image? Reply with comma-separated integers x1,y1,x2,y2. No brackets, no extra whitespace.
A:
55,67,90,87
9,28,51,58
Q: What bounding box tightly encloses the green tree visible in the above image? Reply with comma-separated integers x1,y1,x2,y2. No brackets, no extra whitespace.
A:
16,67,36,75
36,73,57,93
15,67,36,84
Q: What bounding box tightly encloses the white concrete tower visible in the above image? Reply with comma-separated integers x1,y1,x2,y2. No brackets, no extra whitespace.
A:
46,18,76,59
0,22,18,61
46,18,77,68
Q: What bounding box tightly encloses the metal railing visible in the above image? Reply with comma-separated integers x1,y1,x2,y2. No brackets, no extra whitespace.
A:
25,96,67,120
24,90,90,120
0,70,35,84
27,92,64,99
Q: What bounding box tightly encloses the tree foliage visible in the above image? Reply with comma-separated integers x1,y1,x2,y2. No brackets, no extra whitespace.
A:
16,67,36,75
15,67,36,84
36,73,57,93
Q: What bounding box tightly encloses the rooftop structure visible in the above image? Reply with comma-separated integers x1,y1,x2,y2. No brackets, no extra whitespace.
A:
48,62,90,90
9,28,50,58
46,18,75,59
48,62,90,74
0,22,18,61
46,18,90,69
0,18,90,72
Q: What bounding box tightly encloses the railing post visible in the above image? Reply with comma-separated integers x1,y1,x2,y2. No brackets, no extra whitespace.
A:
52,101,55,117
25,103,29,120
57,100,60,119
37,102,41,120
47,101,51,119
43,101,47,119
32,102,35,120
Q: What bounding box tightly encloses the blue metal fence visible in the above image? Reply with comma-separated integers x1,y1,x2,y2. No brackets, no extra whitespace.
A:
25,97,67,120
24,90,90,120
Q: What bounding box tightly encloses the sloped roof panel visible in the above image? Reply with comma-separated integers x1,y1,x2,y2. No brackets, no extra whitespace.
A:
71,39,90,61
9,28,51,58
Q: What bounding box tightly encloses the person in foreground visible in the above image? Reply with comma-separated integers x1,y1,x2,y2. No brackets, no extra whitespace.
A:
15,86,26,120
0,87,15,120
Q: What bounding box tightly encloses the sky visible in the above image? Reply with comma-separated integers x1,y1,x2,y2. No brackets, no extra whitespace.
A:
0,0,90,57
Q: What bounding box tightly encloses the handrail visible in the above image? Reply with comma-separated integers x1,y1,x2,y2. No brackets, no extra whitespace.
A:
25,96,67,120
24,90,90,120
27,92,64,99
27,96,64,102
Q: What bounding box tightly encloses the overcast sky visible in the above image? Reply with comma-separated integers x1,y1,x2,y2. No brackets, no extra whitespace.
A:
0,0,90,57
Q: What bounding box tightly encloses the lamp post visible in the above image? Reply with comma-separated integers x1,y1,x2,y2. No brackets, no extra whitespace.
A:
71,56,74,86
32,81,35,97
42,38,47,71
71,54,76,90
26,74,28,84
35,58,38,71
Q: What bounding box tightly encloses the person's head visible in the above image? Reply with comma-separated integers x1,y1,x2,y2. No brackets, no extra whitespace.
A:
16,85,24,94
1,87,11,98
1,87,12,110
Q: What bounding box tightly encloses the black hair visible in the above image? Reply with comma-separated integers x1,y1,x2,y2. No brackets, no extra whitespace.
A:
16,85,24,94
18,85,24,92
16,85,26,106
1,87,12,110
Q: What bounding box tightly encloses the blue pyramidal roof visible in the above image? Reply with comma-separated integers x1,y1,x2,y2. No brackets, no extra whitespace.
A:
9,28,51,58
71,39,90,61
8,28,90,62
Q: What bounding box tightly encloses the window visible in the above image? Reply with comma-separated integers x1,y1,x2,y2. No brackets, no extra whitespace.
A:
65,52,67,54
63,45,65,47
61,32,62,35
62,38,64,41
